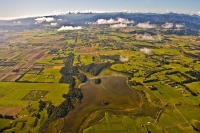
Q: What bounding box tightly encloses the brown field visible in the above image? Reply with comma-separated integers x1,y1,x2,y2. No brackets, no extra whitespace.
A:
7,52,19,60
3,74,22,82
0,45,47,82
0,106,21,116
98,50,124,55
40,54,50,59
0,67,13,81
62,76,140,133
25,49,45,61
33,53,44,59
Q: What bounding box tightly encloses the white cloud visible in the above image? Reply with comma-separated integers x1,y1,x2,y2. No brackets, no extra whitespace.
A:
136,22,156,29
35,17,55,24
51,23,58,26
110,23,127,28
57,19,63,21
140,48,152,54
175,23,185,28
81,10,109,14
157,34,162,41
96,18,134,25
136,33,155,41
14,21,21,24
166,10,173,13
142,35,154,40
117,18,134,24
57,26,83,31
96,18,116,24
0,10,104,20
120,55,129,62
161,22,173,28
53,10,63,15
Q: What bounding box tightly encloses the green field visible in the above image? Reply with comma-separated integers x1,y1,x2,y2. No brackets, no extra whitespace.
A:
0,82,69,107
0,25,200,133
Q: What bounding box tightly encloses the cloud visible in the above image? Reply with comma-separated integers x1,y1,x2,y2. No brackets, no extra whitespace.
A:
140,48,152,54
57,26,83,31
80,10,109,14
136,33,154,41
120,55,129,62
136,22,156,29
51,23,58,26
57,19,63,21
175,24,185,28
110,23,127,28
0,11,67,20
161,22,173,28
116,18,134,24
35,17,55,24
142,35,154,40
96,18,116,24
14,21,21,24
96,18,134,25
0,10,112,20
166,10,173,13
157,34,162,41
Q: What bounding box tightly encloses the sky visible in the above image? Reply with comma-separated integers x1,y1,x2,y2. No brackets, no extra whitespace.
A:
0,0,200,18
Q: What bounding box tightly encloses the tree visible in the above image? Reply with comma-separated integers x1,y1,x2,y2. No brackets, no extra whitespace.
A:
39,100,46,112
77,73,87,83
94,78,101,84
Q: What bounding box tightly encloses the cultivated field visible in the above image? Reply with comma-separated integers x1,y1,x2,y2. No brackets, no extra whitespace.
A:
0,26,200,133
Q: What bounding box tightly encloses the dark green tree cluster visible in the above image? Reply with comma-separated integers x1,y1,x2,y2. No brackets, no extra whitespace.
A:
39,98,73,133
52,98,73,118
59,53,87,85
48,48,59,54
94,78,101,84
90,63,111,76
128,80,142,86
77,73,87,83
143,78,159,83
59,75,75,87
0,114,14,120
79,62,111,76
39,100,46,112
100,55,120,62
60,53,78,76
78,63,94,72
187,70,200,80
46,103,56,118
59,53,76,87
39,88,83,133
64,88,83,103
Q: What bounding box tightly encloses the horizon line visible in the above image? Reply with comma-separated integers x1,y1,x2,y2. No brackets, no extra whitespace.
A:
0,10,200,21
